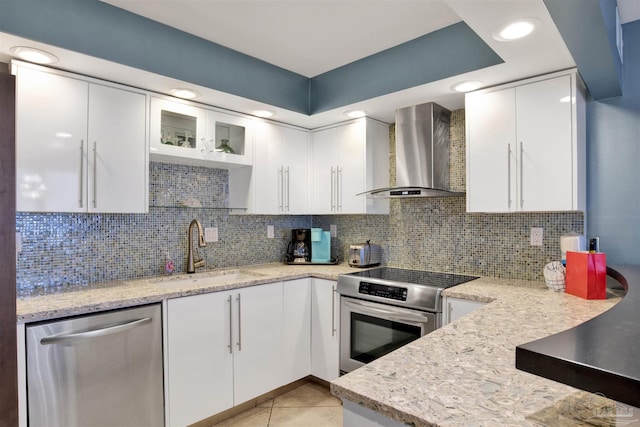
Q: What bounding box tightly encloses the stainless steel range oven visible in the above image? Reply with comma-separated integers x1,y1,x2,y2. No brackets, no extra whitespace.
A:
337,267,478,374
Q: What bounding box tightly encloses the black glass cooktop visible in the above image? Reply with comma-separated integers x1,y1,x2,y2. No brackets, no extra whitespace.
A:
345,267,478,289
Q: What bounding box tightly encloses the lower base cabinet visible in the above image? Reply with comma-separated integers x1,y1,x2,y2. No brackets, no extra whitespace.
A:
165,279,313,427
311,279,340,381
442,296,487,326
166,282,285,427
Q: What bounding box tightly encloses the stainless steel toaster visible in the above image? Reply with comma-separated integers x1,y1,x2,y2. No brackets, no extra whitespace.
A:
348,243,382,267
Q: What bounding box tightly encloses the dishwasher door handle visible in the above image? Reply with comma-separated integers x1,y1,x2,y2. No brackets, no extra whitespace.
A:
40,317,152,345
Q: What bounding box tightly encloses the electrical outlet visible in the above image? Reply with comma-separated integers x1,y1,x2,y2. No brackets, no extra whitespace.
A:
205,227,218,243
530,227,543,246
267,225,274,239
16,232,22,253
330,224,337,238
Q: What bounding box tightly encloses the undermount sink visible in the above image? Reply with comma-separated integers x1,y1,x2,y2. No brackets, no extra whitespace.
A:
151,270,263,289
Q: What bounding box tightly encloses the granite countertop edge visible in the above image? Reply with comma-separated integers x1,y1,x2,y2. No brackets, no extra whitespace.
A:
330,275,625,427
16,263,357,323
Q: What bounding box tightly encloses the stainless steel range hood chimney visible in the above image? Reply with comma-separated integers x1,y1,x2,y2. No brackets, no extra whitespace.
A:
360,102,464,198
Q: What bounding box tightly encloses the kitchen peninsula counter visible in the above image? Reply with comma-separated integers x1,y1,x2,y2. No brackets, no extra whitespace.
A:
16,263,357,323
331,276,630,427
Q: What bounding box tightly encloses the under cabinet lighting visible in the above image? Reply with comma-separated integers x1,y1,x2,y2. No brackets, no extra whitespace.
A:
493,19,538,41
170,88,199,99
10,46,58,64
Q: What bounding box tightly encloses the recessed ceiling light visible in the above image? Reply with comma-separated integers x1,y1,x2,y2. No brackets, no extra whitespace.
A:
10,46,58,64
451,81,483,93
345,110,367,119
493,19,538,41
170,88,198,99
252,109,275,118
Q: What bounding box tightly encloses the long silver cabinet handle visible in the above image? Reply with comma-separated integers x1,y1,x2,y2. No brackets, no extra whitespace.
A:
507,143,512,209
40,317,151,345
285,166,290,212
278,167,284,212
519,141,524,209
337,166,342,211
330,167,336,211
236,294,242,351
78,139,84,208
228,295,233,354
92,141,98,209
331,286,337,337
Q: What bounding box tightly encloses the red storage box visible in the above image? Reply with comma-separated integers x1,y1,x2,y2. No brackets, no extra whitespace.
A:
565,251,607,299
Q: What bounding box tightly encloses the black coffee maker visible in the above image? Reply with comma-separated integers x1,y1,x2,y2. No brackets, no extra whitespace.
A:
286,229,312,263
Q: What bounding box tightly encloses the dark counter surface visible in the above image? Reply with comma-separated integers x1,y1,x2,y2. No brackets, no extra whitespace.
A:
516,265,640,407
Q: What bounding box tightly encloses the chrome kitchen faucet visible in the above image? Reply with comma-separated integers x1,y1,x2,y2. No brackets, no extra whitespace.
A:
187,219,206,273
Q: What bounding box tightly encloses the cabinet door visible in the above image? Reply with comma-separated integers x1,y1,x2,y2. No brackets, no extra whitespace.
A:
149,97,207,161
16,67,88,212
466,88,517,212
311,279,340,381
233,282,284,405
207,111,253,166
516,75,573,211
443,297,486,325
166,292,234,427
253,121,284,214
337,121,366,213
282,279,311,384
87,84,147,213
312,128,337,214
282,127,310,214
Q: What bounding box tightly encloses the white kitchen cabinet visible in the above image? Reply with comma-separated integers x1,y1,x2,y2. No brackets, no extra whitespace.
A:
466,70,586,212
253,121,310,214
282,279,311,384
205,110,253,167
150,97,254,169
166,291,234,427
233,281,284,404
149,96,208,164
311,278,340,381
312,118,389,214
166,282,284,426
442,296,486,326
14,63,147,213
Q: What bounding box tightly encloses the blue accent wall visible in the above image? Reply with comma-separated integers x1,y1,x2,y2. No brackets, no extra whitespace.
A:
309,22,503,114
0,0,502,115
545,0,622,99
0,0,311,113
587,20,640,266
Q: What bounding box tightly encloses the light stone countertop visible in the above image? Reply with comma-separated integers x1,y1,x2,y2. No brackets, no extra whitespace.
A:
330,276,627,427
16,262,357,323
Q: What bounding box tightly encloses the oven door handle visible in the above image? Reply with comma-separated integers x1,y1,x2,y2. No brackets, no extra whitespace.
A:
343,298,433,325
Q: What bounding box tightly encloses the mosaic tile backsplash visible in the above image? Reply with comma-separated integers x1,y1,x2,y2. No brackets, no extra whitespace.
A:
16,109,583,294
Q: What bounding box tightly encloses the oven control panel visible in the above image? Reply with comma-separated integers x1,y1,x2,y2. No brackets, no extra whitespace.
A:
358,281,408,301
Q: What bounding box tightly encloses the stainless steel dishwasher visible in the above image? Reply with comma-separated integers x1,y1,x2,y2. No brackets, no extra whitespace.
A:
26,304,164,427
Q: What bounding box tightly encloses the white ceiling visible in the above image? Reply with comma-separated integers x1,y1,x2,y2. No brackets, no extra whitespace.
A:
1,0,636,128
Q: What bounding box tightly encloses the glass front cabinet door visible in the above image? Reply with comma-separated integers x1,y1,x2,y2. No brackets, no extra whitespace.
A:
149,97,208,163
150,97,252,167
205,110,253,167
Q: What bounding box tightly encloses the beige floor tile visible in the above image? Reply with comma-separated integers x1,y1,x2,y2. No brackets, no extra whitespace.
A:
213,407,271,427
268,406,342,427
273,382,341,408
257,399,274,408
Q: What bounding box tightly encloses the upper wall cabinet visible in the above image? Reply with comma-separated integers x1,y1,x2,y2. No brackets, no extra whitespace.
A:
150,96,253,169
252,121,310,214
14,62,148,213
311,118,389,215
465,70,586,213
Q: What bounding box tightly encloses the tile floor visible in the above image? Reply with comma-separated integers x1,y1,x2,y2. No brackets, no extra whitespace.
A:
213,381,342,427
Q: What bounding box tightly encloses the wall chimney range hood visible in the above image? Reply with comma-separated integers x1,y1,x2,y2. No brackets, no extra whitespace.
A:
360,102,464,198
